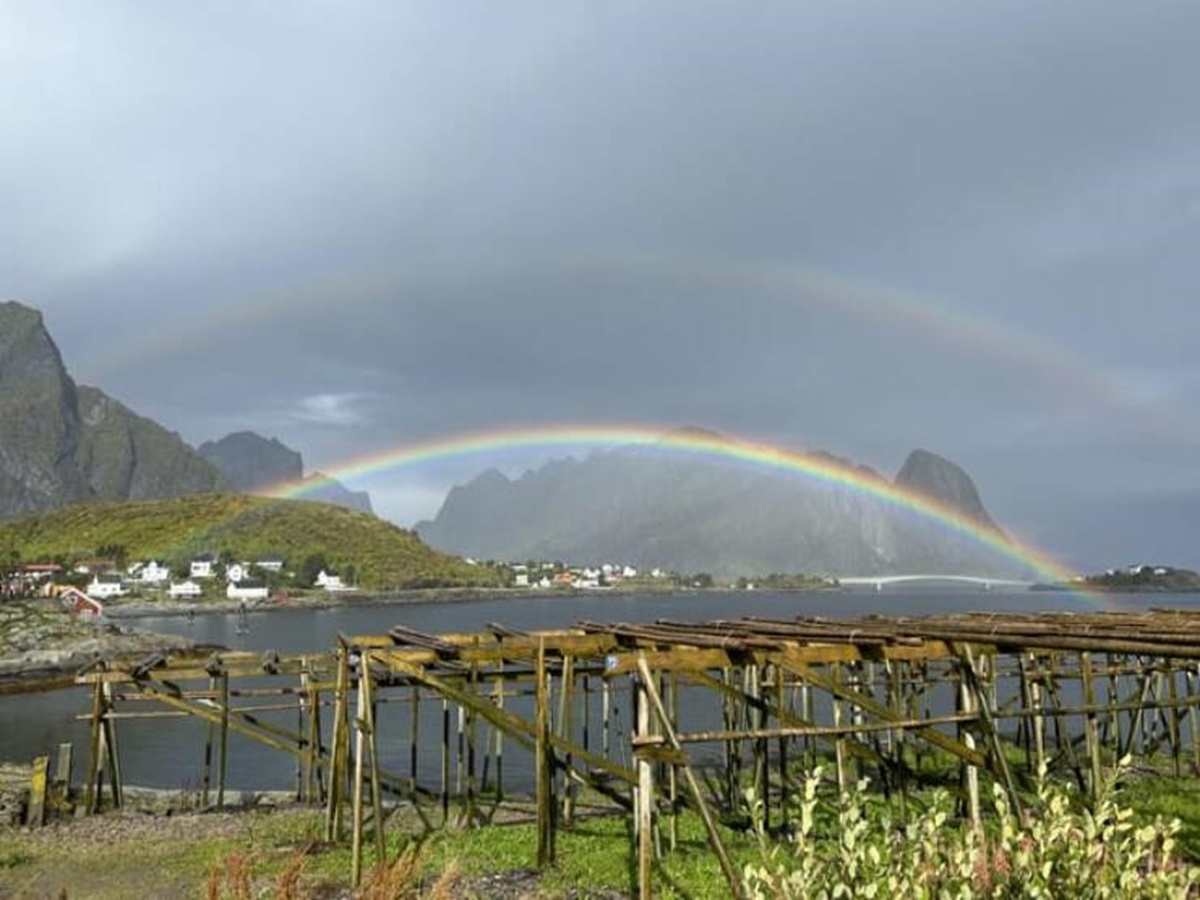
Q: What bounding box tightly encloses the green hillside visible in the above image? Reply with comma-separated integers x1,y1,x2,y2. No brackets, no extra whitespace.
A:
0,494,500,590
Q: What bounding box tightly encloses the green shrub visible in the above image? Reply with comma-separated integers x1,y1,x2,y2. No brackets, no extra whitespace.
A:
743,762,1198,899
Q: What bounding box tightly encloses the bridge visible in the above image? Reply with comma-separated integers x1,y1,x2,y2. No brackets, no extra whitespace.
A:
838,574,1036,591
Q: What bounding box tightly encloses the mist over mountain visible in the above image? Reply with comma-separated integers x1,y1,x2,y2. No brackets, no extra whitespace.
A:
416,437,1021,579
198,431,373,514
0,301,226,517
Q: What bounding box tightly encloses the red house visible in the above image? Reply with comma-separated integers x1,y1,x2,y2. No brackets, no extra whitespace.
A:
59,587,104,621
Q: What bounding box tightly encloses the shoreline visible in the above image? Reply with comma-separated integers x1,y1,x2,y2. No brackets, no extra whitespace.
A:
101,582,839,619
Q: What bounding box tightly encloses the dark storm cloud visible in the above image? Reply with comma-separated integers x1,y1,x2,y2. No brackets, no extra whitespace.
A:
2,1,1198,569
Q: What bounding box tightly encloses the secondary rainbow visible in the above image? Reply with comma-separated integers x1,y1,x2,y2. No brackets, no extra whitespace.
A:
262,424,1090,594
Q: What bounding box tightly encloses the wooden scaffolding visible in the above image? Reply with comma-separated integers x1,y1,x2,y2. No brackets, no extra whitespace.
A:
77,607,1200,897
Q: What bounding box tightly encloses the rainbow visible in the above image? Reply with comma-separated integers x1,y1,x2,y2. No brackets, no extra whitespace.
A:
261,423,1092,595
73,255,1164,434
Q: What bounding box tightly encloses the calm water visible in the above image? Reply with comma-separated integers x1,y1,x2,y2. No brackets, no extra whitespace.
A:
1,589,1193,793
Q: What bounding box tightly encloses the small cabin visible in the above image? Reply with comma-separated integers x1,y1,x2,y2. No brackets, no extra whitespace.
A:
60,587,104,620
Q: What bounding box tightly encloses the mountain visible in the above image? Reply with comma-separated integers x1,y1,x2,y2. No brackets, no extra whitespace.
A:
300,472,374,514
198,431,373,514
0,494,496,590
416,432,1021,579
0,302,226,518
895,449,998,531
197,432,302,491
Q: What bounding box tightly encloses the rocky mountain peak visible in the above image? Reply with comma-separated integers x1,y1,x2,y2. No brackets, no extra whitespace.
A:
198,431,303,490
894,449,998,530
0,302,226,517
198,431,373,514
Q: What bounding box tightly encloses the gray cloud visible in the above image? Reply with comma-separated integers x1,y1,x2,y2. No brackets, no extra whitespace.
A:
3,1,1199,570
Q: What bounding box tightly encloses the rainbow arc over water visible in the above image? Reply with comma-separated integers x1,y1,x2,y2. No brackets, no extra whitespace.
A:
261,424,1089,595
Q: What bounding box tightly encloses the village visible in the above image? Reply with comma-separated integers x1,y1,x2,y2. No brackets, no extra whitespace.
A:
0,553,357,618
0,549,686,621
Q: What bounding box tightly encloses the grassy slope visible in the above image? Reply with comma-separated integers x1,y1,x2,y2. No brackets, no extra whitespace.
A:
0,494,499,591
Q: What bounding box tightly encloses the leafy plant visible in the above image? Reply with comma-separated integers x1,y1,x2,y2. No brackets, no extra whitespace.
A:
743,761,1199,899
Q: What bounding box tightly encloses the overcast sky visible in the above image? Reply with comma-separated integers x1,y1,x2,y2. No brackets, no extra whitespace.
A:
3,2,1198,570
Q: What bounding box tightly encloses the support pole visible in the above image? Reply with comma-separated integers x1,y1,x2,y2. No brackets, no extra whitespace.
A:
634,670,654,900
217,672,229,809
636,656,744,900
325,645,350,842
958,664,981,831
536,638,555,867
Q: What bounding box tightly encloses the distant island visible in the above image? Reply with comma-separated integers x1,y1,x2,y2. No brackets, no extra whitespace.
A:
1081,564,1200,592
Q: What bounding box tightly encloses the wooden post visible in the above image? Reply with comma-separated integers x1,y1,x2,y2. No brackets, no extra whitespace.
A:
493,663,505,800
298,664,310,803
54,742,73,808
1187,667,1200,775
722,667,739,812
558,654,576,826
832,663,847,791
351,668,368,886
325,645,350,842
27,756,49,827
668,672,679,853
535,638,555,867
84,679,104,814
1167,664,1182,778
636,656,744,900
455,701,465,801
409,685,420,796
440,698,451,826
1081,652,1103,799
467,658,478,824
308,671,324,804
800,679,814,767
601,675,612,763
104,686,124,809
217,672,229,809
1106,654,1122,756
958,663,981,831
963,647,1022,821
202,673,216,808
1030,661,1046,776
362,657,386,867
634,671,654,900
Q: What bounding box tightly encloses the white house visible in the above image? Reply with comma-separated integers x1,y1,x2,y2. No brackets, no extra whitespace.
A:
255,558,284,573
314,570,354,592
136,561,171,585
227,580,268,602
226,563,247,584
514,572,530,587
87,575,127,599
190,557,216,579
168,580,203,599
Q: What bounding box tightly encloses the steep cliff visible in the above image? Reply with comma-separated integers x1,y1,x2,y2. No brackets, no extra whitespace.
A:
0,301,225,517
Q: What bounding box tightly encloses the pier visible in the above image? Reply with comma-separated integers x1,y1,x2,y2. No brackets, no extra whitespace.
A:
69,608,1200,898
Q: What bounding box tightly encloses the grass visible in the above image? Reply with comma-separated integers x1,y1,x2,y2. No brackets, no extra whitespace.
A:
5,714,1197,898
2,759,1199,898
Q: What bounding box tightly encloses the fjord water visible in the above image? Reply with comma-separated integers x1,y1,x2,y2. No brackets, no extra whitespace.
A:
1,589,1194,793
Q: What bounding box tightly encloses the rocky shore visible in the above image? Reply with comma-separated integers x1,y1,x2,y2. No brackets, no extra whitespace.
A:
0,600,198,693
100,582,692,619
